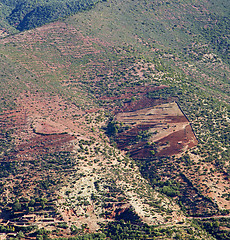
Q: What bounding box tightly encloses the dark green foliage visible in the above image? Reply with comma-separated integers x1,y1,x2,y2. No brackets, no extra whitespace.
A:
16,0,100,31
114,208,141,223
147,86,182,99
54,232,106,239
70,225,80,234
161,185,179,198
200,15,230,64
39,151,74,170
12,199,21,212
94,180,100,191
0,128,15,160
0,182,4,194
0,161,17,178
0,0,101,32
133,155,219,217
0,224,15,233
103,220,199,239
104,221,156,240
57,222,68,229
106,120,120,137
136,130,152,142
197,218,230,240
33,228,50,240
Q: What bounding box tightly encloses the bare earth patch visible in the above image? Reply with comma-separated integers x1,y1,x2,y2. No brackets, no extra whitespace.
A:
32,117,69,135
114,100,197,158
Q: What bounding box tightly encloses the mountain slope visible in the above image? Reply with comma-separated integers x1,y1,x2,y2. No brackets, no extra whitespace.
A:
0,0,229,239
0,0,102,36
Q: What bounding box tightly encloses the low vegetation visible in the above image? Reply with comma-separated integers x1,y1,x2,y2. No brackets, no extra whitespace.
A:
0,0,229,239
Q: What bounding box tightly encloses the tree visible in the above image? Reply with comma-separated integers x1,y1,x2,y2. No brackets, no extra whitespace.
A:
12,200,21,212
17,231,25,239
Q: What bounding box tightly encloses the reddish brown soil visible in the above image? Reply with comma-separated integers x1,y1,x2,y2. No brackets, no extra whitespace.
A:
0,109,27,130
113,98,197,158
112,96,220,216
15,133,75,156
105,203,131,219
116,95,171,113
0,90,90,161
0,109,75,161
156,125,197,156
175,174,218,216
32,119,69,135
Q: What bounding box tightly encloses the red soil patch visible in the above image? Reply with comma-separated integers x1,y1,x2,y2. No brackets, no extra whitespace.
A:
0,91,91,161
116,95,174,113
113,98,197,158
32,118,69,135
156,125,197,156
0,110,27,130
15,134,75,154
0,109,75,161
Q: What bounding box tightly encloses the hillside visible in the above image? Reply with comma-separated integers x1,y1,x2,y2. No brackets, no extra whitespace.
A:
0,0,229,239
0,0,102,36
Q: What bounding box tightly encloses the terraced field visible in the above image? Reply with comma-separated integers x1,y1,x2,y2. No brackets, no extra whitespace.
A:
115,100,197,158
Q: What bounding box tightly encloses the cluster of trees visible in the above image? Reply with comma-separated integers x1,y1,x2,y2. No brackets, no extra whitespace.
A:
103,220,200,239
106,120,121,137
0,128,16,162
0,0,102,32
147,86,182,99
0,161,17,178
54,233,106,240
201,15,230,64
10,197,49,213
197,218,230,240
